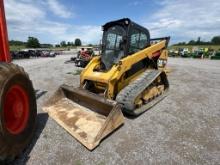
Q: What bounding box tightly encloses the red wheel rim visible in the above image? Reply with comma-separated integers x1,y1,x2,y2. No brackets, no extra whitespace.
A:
3,85,29,134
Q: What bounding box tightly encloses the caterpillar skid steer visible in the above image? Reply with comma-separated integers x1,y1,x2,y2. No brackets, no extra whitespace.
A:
0,0,37,163
43,18,170,150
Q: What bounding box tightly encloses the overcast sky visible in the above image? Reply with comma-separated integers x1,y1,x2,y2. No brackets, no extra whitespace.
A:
5,0,220,44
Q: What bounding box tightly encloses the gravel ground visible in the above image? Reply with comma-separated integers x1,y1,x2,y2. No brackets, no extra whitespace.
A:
12,56,220,165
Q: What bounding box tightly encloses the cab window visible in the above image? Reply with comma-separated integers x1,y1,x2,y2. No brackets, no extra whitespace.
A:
129,28,148,54
139,32,148,49
129,29,140,53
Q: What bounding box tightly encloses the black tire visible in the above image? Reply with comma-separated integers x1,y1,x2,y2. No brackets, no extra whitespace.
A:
0,63,37,163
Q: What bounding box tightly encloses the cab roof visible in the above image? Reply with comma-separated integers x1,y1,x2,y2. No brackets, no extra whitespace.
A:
102,18,149,35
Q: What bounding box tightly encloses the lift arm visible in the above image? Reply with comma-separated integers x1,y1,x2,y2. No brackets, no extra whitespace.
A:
0,0,11,62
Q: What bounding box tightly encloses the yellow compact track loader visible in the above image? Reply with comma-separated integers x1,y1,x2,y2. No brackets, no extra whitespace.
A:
43,18,170,150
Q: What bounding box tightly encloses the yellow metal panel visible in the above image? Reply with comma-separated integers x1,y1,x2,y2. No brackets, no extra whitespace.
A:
80,40,168,99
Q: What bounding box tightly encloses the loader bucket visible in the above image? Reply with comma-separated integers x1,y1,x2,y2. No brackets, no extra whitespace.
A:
43,85,124,150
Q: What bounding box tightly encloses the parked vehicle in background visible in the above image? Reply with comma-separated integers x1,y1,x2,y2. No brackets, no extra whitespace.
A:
28,50,37,57
41,51,56,57
10,51,17,59
35,50,43,57
75,47,95,67
11,50,39,59
168,49,179,57
15,51,30,59
192,48,209,59
48,51,56,57
179,48,191,58
41,51,50,57
10,49,59,59
211,51,220,60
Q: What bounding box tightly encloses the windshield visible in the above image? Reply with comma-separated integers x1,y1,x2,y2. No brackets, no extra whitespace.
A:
101,25,126,70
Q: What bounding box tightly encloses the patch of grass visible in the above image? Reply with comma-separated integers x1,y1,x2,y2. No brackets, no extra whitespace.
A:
169,45,220,51
97,161,105,165
75,160,82,165
67,69,82,75
10,45,25,51
74,69,82,75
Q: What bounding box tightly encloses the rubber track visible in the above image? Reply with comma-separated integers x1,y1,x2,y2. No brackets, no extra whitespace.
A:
116,70,168,115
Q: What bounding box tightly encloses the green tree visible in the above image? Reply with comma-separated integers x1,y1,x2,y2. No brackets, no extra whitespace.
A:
196,37,201,44
175,42,186,45
75,38,82,46
211,36,220,45
9,40,25,46
70,42,75,46
67,42,71,46
26,37,40,48
188,40,196,45
40,44,53,48
60,41,67,47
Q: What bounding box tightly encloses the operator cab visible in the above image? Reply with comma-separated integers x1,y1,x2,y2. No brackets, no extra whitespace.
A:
101,18,150,70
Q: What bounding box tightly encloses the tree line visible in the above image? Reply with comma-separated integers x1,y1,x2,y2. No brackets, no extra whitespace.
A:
174,36,220,46
55,38,82,47
9,36,82,48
